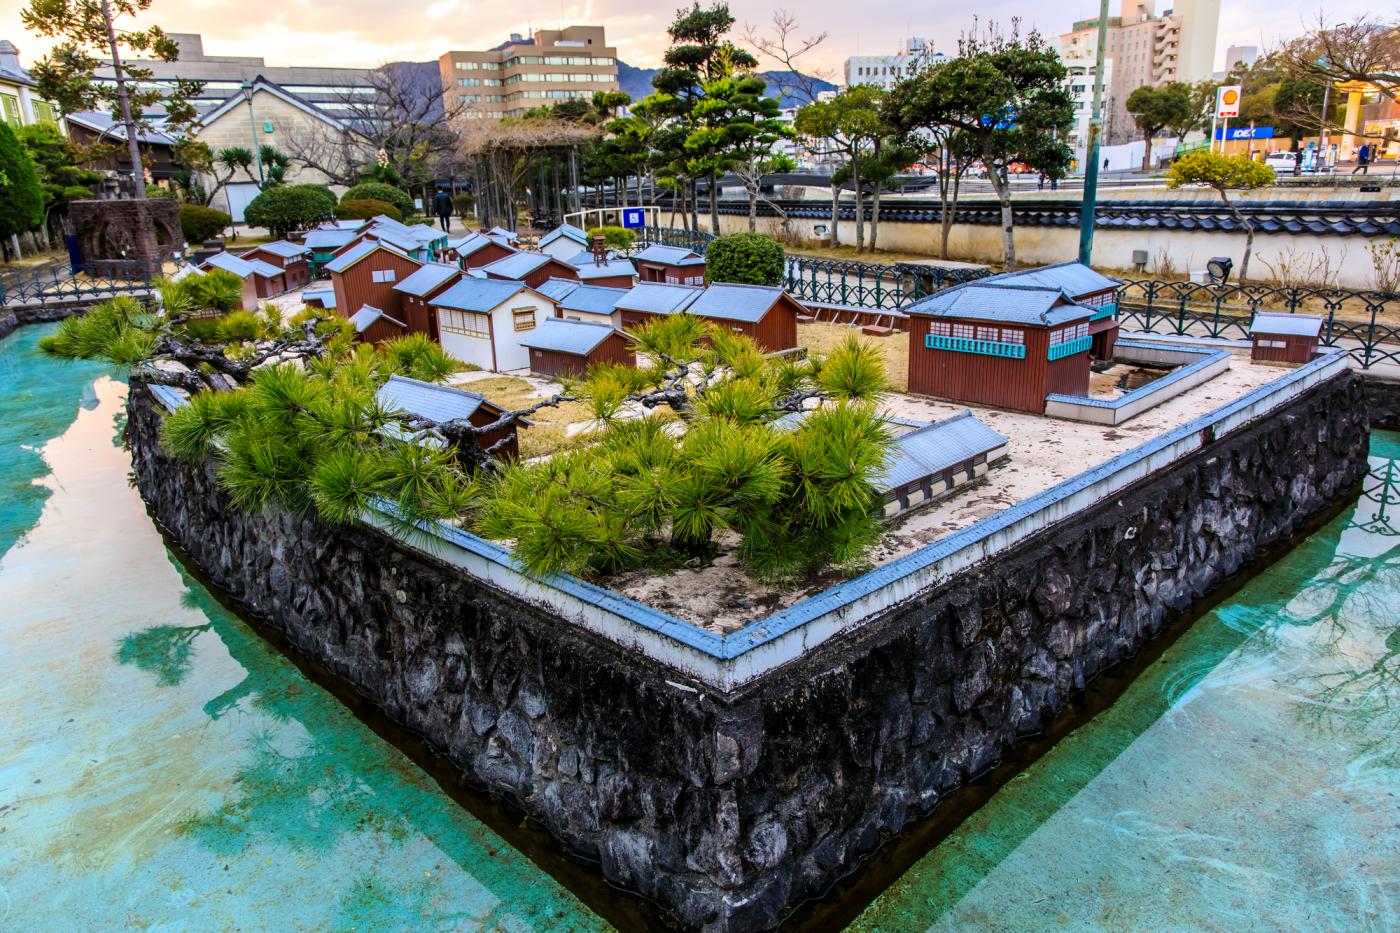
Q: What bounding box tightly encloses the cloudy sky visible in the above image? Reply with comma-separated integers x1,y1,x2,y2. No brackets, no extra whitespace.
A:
1,0,1375,77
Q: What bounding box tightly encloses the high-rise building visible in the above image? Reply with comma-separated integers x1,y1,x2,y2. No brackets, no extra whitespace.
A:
842,38,946,90
438,26,619,120
1060,0,1220,144
1215,44,1257,80
1063,57,1115,169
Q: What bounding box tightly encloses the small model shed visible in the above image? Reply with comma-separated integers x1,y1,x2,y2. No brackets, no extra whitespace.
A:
975,261,1122,359
376,374,520,461
347,304,408,344
683,283,800,352
198,251,287,308
392,262,462,338
633,244,707,286
326,240,422,324
613,282,703,331
905,282,1094,413
480,252,580,290
873,411,1009,517
537,224,592,261
536,279,628,327
445,232,518,270
427,277,556,372
568,257,638,289
519,318,635,377
241,240,312,290
1250,312,1323,365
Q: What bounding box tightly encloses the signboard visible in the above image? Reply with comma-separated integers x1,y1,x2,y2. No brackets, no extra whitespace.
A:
1215,85,1241,119
621,207,646,230
1214,126,1274,140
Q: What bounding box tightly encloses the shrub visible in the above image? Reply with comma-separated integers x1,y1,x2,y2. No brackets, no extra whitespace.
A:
342,181,413,219
705,232,784,286
179,203,230,243
244,185,336,237
452,192,474,220
0,122,43,242
587,225,636,250
336,198,401,223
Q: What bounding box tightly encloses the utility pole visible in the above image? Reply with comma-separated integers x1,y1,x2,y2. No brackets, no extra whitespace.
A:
1077,0,1111,266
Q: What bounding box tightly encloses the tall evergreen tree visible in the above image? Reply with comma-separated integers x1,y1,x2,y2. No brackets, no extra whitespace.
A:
0,122,45,259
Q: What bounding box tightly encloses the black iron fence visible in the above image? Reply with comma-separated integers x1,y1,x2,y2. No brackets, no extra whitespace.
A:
0,261,155,308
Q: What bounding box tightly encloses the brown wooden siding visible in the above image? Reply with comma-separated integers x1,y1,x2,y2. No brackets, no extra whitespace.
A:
357,315,408,345
527,332,635,378
619,309,664,333
457,242,517,270
1045,352,1089,397
584,273,637,289
399,278,458,339
522,260,580,290
245,249,311,291
251,273,286,299
1251,334,1317,364
637,261,705,285
907,316,1055,413
1089,320,1119,360
469,404,518,460
330,249,422,322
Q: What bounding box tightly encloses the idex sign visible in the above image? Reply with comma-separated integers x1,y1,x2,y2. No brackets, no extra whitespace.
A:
1214,126,1275,140
1216,85,1242,119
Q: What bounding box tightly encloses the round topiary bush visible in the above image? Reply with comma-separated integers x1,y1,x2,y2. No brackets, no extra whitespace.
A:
342,181,414,219
336,198,401,222
180,203,230,243
705,232,785,286
244,185,335,238
587,225,636,250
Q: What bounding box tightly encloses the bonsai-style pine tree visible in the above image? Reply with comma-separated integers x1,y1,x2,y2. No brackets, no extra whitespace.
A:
1167,151,1275,281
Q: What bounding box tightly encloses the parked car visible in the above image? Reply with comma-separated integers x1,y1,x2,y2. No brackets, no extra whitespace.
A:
1264,151,1299,172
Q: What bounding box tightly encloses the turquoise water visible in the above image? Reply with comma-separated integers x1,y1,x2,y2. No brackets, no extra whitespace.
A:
0,325,608,931
856,431,1400,930
3,321,1398,931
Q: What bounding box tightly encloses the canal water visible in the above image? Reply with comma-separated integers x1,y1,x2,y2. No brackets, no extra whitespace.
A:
2,321,1397,930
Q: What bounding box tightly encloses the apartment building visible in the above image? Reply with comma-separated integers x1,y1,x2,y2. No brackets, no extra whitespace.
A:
1063,58,1115,169
842,37,946,90
438,26,619,120
1060,0,1219,144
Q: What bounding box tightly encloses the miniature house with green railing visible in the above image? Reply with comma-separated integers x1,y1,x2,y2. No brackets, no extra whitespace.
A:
905,282,1096,413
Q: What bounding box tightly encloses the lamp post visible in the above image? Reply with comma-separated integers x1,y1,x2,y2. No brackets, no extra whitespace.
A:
240,81,265,186
1077,0,1111,266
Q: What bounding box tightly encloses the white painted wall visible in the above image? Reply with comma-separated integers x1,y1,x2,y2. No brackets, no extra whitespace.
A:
540,238,587,262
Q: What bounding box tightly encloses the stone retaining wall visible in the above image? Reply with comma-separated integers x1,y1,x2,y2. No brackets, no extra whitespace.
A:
127,371,1370,931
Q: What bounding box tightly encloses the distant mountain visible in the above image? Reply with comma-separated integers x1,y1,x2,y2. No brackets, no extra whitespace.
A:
616,60,837,109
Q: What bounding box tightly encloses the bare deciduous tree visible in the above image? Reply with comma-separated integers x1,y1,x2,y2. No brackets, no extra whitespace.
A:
743,10,832,105
1278,14,1399,104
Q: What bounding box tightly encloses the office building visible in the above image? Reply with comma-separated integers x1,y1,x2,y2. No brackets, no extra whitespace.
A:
1060,0,1220,144
438,26,619,120
842,38,945,90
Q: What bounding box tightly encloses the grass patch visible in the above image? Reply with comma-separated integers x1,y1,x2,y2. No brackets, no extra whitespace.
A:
799,322,908,393
465,375,596,459
784,242,971,265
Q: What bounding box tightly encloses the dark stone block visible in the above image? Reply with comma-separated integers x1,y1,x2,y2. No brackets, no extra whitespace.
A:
124,370,1372,931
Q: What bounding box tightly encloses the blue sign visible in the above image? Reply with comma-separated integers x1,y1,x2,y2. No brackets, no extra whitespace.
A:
621,208,646,229
1214,126,1275,140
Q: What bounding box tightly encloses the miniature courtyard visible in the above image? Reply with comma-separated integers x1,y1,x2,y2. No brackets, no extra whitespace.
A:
418,318,1303,634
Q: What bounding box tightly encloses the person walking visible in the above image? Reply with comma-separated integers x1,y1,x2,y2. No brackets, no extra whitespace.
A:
432,187,453,232
1293,148,1303,176
1352,143,1371,175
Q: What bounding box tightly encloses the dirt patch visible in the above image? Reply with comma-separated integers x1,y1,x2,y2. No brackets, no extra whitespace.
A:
799,321,909,392
446,371,597,459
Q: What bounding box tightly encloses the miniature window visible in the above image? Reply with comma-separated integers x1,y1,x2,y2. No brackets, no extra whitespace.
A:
976,326,999,341
440,310,488,337
952,324,975,339
371,269,397,283
930,322,952,336
685,275,704,286
1000,329,1024,344
1075,322,1089,338
513,307,536,331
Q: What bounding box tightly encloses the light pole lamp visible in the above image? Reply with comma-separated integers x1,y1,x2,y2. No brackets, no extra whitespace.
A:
241,81,266,186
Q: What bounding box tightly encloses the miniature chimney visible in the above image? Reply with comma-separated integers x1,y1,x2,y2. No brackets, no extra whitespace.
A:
592,234,607,264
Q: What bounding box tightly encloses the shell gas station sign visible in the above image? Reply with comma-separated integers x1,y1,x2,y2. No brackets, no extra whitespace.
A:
1215,85,1241,119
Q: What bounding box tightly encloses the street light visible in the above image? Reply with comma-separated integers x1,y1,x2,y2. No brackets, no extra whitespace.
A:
240,81,265,186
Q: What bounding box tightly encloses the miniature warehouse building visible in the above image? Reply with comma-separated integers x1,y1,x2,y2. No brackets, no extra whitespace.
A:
325,240,422,324
974,261,1122,359
347,304,408,344
480,252,580,290
445,232,518,270
376,374,520,460
614,282,703,331
1250,312,1323,365
518,318,635,378
392,262,463,339
633,244,707,286
536,280,627,327
905,282,1094,413
240,240,311,290
612,282,800,352
198,251,287,309
875,411,1009,516
426,278,556,372
536,224,592,261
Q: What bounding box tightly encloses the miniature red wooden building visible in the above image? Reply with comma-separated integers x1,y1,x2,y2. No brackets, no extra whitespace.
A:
518,318,635,378
1250,312,1323,364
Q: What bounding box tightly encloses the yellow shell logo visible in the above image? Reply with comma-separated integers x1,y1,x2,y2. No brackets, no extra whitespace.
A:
1222,89,1239,105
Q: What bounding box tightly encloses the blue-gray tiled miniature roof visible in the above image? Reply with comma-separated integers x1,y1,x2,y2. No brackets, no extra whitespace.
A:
875,410,1008,491
482,252,554,279
685,283,787,323
377,374,489,422
518,317,619,355
906,283,1090,326
431,277,528,311
979,261,1120,296
615,282,703,315
633,244,706,266
1251,312,1324,337
392,262,461,297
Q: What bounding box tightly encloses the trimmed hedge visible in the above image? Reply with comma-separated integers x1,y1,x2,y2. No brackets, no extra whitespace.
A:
342,181,413,219
705,232,784,286
337,198,401,222
587,225,636,250
244,185,336,237
180,203,230,243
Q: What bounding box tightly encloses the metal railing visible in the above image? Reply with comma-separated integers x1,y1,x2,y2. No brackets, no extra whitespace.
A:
0,260,156,308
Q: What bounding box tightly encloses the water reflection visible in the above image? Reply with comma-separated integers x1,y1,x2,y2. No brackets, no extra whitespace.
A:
856,435,1400,932
0,325,605,931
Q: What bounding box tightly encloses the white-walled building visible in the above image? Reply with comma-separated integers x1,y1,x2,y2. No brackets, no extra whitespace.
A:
427,277,557,372
842,37,946,90
1063,57,1115,170
0,41,64,132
